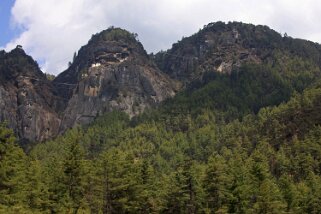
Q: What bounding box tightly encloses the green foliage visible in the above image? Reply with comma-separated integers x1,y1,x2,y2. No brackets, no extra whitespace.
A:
153,62,298,123
3,57,321,212
45,73,55,81
98,28,138,43
0,124,30,212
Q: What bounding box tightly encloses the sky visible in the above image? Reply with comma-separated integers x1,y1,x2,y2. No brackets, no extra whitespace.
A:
0,0,20,46
1,0,321,75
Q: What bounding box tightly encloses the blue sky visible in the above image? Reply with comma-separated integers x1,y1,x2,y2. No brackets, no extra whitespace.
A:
0,0,17,47
2,0,321,75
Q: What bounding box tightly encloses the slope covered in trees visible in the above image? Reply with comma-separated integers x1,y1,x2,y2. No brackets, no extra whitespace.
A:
1,22,321,213
1,76,321,213
1,22,321,143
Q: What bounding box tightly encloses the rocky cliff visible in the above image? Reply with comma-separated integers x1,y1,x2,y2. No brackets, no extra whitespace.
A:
0,47,62,143
0,28,179,142
2,22,321,143
155,21,321,83
55,28,179,130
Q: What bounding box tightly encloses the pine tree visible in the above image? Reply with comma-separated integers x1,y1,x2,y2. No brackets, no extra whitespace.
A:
62,133,85,213
163,159,201,214
42,129,86,213
203,154,230,213
248,150,286,213
0,123,28,210
96,148,139,213
135,159,165,213
24,160,49,212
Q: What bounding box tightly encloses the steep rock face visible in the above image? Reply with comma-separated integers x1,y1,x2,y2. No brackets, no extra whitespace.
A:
0,47,62,142
55,28,179,129
3,22,321,143
155,21,321,83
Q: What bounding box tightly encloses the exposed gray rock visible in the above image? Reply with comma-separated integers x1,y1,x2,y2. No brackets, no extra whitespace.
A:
154,22,277,82
0,47,62,143
4,23,315,143
0,29,179,142
56,28,179,130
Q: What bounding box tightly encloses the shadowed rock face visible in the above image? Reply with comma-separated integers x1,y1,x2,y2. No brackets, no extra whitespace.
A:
0,47,62,143
154,21,321,83
0,29,179,142
2,23,321,143
55,28,179,130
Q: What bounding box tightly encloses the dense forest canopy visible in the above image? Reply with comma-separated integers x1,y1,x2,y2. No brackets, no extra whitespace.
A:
1,22,321,213
1,70,321,213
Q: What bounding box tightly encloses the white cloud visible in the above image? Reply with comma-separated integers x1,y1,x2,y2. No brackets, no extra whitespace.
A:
4,0,321,74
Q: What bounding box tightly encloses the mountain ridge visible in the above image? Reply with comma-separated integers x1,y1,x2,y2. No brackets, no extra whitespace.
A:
0,46,62,143
56,27,179,131
155,21,321,83
1,22,321,142
2,21,321,214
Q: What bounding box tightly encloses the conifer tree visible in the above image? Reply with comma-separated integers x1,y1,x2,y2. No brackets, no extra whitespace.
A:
0,124,28,211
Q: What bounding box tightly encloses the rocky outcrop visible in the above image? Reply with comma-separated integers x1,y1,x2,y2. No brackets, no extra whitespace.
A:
2,22,321,143
0,47,62,143
0,29,179,142
154,21,321,83
55,28,179,129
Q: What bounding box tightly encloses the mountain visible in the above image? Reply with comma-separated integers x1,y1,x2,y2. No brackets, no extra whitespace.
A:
2,22,321,213
1,22,321,143
55,28,179,130
155,21,321,84
19,74,321,214
0,47,62,143
152,21,321,120
0,28,179,142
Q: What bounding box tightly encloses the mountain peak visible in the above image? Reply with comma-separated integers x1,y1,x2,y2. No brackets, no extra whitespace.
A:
54,27,178,130
0,47,62,143
10,44,25,53
91,27,139,44
2,21,321,143
54,27,147,93
0,46,43,81
155,21,321,82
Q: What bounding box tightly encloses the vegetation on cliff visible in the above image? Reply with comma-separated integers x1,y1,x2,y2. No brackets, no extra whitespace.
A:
1,22,321,213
